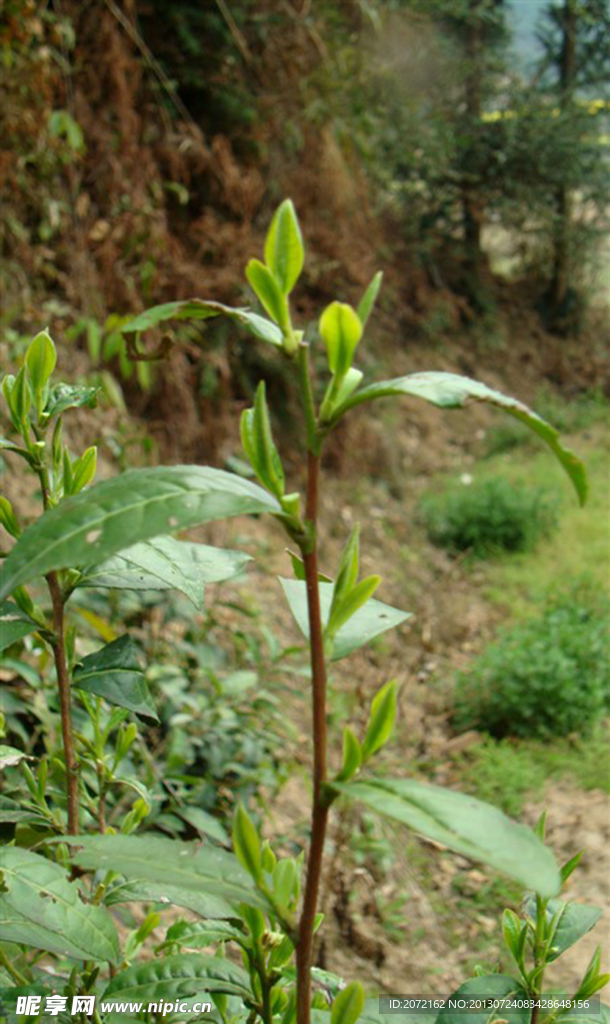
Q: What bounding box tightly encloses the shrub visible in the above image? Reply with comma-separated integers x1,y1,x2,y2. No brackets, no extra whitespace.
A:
454,582,610,739
421,476,559,557
0,204,599,1024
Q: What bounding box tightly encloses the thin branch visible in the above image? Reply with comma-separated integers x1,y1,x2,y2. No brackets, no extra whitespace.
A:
215,0,253,65
46,571,80,836
295,437,330,1024
103,0,199,130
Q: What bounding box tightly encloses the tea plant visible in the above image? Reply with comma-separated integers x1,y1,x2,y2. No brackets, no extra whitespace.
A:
421,477,558,558
454,582,609,739
0,201,606,1024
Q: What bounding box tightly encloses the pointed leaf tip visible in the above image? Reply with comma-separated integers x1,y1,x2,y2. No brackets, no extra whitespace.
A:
330,371,587,506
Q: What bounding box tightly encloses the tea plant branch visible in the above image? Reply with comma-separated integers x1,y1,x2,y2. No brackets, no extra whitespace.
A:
34,451,80,836
0,947,28,987
295,363,330,1023
297,342,320,458
45,569,79,836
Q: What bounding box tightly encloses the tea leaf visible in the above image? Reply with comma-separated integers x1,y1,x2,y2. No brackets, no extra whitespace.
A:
73,635,158,722
330,371,587,505
437,975,529,1024
63,834,272,914
331,982,366,1024
25,330,56,394
334,777,560,896
0,600,38,652
99,953,252,1018
523,896,603,961
264,199,304,295
79,536,251,609
121,299,284,348
279,578,410,660
0,466,280,600
0,847,119,961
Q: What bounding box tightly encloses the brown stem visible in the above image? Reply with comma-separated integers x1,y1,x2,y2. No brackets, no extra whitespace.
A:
46,571,79,835
97,767,107,833
296,451,329,1024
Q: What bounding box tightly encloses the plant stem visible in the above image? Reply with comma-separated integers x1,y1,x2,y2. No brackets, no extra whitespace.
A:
297,342,320,458
296,446,329,1024
34,446,79,836
0,946,28,986
47,570,80,835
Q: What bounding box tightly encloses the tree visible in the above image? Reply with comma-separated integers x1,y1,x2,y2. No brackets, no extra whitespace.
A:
436,0,508,303
537,0,610,325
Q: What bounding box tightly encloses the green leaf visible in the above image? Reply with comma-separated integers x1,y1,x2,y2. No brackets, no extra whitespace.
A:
104,878,233,921
120,299,284,348
287,549,332,583
99,953,252,1018
329,527,360,621
246,259,289,327
0,496,20,537
264,199,304,295
332,367,364,408
25,330,57,394
232,803,263,884
11,367,31,426
330,372,587,505
0,600,38,651
437,975,529,1024
334,778,560,896
159,919,244,951
273,859,298,908
70,445,97,494
331,982,366,1024
524,895,603,962
361,681,397,761
0,847,119,961
241,382,285,498
560,851,583,884
319,302,363,378
559,1005,610,1024
73,635,158,722
0,795,49,825
336,727,362,782
0,745,31,770
64,834,272,914
44,382,100,419
78,537,250,609
502,909,525,967
175,806,230,846
357,271,383,328
328,575,381,637
279,579,410,660
0,465,280,601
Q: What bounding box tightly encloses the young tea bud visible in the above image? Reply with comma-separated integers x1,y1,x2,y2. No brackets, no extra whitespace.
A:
25,330,57,402
264,199,304,296
319,302,362,378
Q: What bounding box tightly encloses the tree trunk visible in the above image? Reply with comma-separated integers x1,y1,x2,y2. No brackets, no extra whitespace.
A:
550,0,577,314
462,9,484,297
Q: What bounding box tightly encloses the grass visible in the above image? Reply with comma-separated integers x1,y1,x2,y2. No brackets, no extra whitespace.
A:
454,579,609,739
476,428,610,618
456,725,610,818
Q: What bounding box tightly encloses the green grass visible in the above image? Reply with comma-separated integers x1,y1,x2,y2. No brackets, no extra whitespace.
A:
457,725,610,819
477,429,610,617
454,579,609,739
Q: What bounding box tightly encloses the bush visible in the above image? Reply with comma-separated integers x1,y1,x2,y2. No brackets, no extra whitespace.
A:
454,583,610,739
421,476,558,558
